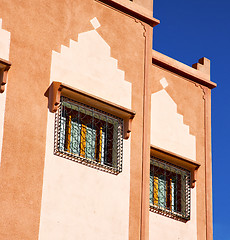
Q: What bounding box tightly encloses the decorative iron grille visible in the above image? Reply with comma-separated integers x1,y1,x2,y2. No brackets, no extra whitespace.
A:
149,156,191,220
54,96,123,174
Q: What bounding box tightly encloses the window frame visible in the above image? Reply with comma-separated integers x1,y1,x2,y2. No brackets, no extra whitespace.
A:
45,82,136,174
54,96,124,174
149,145,200,221
149,156,191,220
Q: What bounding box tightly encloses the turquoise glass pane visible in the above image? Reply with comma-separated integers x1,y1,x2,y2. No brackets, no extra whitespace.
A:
158,175,166,208
85,126,96,160
70,121,81,155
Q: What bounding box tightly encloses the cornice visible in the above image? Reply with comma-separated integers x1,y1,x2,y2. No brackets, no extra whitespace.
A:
95,0,160,27
152,50,217,89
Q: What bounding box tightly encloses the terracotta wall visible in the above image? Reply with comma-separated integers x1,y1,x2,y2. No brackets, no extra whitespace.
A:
0,0,213,239
0,0,147,239
0,19,10,166
149,63,208,240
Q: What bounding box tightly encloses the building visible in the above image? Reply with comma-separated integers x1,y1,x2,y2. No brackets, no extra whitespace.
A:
0,0,216,239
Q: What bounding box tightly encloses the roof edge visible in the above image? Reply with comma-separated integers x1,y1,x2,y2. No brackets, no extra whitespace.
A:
152,50,217,89
95,0,160,27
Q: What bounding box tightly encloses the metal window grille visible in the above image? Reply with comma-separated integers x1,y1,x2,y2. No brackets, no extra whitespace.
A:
54,96,123,174
149,156,191,220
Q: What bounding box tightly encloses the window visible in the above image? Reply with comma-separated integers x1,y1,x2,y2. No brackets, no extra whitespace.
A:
149,156,191,220
54,96,123,173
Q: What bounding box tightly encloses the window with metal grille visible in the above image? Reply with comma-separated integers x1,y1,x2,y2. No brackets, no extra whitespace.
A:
54,96,123,174
149,157,191,220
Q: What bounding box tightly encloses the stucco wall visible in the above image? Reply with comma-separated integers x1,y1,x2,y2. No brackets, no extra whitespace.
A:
39,19,132,240
149,64,206,240
151,77,196,160
39,113,131,240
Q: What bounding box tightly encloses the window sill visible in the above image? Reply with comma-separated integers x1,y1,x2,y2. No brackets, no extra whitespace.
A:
149,203,189,222
150,145,200,188
45,81,136,139
0,58,11,93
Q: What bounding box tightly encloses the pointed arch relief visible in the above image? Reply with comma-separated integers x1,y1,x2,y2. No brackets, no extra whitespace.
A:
151,78,196,161
50,17,132,109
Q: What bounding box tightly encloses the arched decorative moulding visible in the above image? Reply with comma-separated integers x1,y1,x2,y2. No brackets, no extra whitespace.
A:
134,18,147,38
45,81,136,139
0,57,11,93
194,82,206,100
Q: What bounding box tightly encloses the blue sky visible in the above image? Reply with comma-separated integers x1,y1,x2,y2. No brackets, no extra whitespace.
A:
152,1,230,239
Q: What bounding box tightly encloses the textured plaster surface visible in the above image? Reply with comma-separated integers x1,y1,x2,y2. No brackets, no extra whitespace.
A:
0,19,10,166
151,78,196,160
50,19,131,109
39,19,131,240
